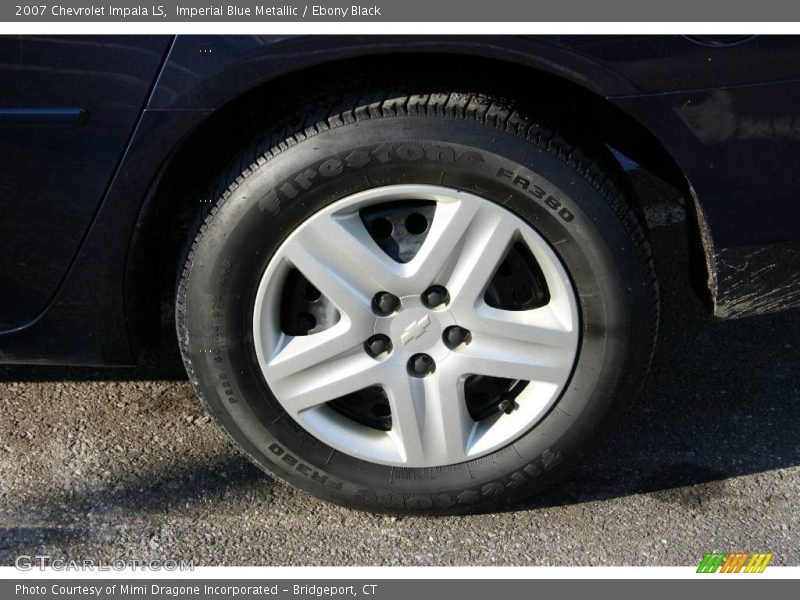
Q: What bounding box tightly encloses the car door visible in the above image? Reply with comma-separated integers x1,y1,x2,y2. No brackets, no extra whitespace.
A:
0,35,171,329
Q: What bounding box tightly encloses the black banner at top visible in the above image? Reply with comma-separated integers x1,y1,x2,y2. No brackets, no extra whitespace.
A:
4,0,800,22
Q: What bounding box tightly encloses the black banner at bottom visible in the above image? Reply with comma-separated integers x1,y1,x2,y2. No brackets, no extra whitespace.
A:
2,579,795,600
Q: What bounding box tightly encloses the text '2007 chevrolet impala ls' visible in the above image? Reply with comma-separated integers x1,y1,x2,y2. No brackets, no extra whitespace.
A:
1,35,798,513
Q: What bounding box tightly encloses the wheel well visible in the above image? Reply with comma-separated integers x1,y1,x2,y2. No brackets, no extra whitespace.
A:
125,52,708,362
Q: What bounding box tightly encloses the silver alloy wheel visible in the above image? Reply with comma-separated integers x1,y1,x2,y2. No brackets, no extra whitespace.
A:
252,185,579,468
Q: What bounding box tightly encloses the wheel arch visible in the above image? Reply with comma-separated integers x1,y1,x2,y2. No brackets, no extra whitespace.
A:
125,50,713,361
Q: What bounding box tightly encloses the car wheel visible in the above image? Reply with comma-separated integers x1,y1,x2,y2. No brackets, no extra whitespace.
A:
176,90,658,514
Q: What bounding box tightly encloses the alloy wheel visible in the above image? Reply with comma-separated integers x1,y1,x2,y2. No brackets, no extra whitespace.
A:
252,185,580,468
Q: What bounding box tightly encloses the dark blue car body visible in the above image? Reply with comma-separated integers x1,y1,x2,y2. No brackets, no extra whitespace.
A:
1,34,799,366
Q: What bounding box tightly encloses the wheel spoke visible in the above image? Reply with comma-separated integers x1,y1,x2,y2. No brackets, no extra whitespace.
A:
263,319,370,380
453,331,573,384
466,303,576,349
445,212,517,309
284,213,400,318
265,325,381,415
386,365,473,465
384,371,427,464
424,367,475,463
401,197,481,291
409,198,518,309
409,198,517,306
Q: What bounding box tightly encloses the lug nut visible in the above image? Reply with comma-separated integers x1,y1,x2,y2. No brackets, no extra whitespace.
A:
421,285,450,309
372,291,400,316
364,334,392,358
408,353,436,377
497,397,518,415
443,325,472,349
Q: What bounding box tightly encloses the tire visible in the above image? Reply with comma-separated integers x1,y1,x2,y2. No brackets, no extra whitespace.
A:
176,90,658,514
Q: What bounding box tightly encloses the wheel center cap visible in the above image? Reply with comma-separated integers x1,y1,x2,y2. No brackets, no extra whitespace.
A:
400,314,434,347
374,297,455,358
391,308,442,352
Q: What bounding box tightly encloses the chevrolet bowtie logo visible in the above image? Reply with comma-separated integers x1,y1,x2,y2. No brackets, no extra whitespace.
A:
400,315,432,346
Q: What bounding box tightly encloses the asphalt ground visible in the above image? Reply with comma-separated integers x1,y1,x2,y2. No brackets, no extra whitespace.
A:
1,171,798,566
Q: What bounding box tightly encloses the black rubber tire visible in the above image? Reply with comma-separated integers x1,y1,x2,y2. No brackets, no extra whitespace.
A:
176,90,659,515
